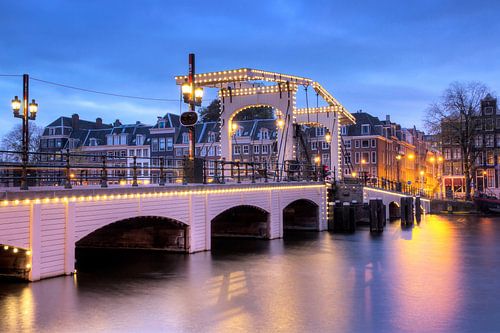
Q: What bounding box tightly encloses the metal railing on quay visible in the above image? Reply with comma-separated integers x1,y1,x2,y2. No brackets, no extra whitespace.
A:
350,175,431,199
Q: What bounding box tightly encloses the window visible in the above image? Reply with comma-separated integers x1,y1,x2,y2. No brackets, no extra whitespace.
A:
361,124,370,135
159,138,166,151
485,118,494,131
166,137,173,151
158,120,166,128
362,152,370,164
259,130,269,140
48,128,55,135
262,145,269,154
89,138,98,147
316,127,325,136
243,145,249,154
233,145,241,154
474,135,483,148
485,134,494,147
453,148,461,159
143,149,148,157
496,134,500,147
321,141,329,150
235,127,242,137
120,150,127,157
311,142,318,150
175,149,182,157
136,134,145,146
475,119,482,130
485,106,494,115
183,148,189,156
371,139,376,148
143,162,149,176
208,147,215,157
355,140,360,148
341,126,347,135
208,132,216,143
362,140,369,148
344,152,351,164
476,152,484,165
151,138,158,152
136,149,142,157
253,145,260,154
487,151,494,165
129,149,135,157
371,151,376,164
322,154,329,164
496,118,500,129
444,148,451,160
182,132,189,144
354,152,360,164
344,140,351,149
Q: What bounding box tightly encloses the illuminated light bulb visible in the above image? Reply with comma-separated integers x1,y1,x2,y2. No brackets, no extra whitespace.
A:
26,263,31,269
13,248,18,253
3,245,9,250
26,250,32,256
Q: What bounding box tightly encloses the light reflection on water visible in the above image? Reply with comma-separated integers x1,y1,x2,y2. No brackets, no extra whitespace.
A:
1,215,500,332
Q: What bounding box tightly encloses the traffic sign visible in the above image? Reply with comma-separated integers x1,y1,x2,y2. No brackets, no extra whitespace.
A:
180,111,198,126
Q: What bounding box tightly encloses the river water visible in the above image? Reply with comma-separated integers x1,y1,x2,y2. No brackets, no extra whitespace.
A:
1,214,500,333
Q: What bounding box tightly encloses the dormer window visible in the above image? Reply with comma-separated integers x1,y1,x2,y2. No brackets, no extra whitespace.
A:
48,128,55,135
182,132,189,144
89,138,98,146
484,106,494,115
316,127,325,136
158,120,166,128
136,134,145,146
361,124,370,135
235,128,242,137
259,129,269,140
208,132,216,143
341,126,347,135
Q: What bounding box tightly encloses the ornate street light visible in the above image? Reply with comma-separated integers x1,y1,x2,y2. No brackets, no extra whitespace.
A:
324,131,332,143
276,115,284,129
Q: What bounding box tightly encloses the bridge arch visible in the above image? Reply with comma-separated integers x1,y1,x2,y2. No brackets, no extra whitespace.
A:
388,201,401,220
0,244,31,279
76,216,189,252
211,205,270,239
283,199,320,231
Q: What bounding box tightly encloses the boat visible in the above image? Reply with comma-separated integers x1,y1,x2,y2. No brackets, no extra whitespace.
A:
474,193,500,214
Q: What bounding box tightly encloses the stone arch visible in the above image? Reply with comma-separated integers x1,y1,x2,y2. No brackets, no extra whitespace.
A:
76,216,190,252
283,199,320,231
211,205,270,238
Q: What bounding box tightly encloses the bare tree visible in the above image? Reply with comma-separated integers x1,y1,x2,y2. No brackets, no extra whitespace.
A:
0,123,43,162
425,81,491,200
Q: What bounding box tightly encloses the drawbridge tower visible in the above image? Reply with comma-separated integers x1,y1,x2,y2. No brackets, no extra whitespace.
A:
175,69,355,180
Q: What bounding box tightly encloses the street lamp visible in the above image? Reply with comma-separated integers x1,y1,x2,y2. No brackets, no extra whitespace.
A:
11,74,38,190
276,115,284,129
324,131,332,144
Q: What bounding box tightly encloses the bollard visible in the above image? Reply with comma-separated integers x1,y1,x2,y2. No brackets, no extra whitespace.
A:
415,196,422,223
369,199,378,232
400,197,407,225
407,197,414,225
332,201,344,233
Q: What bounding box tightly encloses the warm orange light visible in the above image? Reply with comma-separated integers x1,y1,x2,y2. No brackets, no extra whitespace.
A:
276,117,285,129
420,170,425,176
396,155,402,160
314,156,321,164
483,171,487,175
11,96,21,112
408,154,415,160
325,132,332,143
361,159,366,164
70,173,75,179
352,172,357,177
438,156,443,162
429,157,435,163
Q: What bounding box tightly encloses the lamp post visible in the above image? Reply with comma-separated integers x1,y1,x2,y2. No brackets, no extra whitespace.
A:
11,74,38,190
180,53,203,160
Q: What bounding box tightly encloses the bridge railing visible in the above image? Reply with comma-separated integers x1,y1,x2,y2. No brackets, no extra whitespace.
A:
347,176,431,199
0,150,323,190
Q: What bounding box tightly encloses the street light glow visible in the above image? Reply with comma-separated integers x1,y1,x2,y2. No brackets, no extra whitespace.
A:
11,96,21,112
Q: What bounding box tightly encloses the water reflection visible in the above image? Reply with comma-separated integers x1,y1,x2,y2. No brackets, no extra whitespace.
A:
2,215,500,332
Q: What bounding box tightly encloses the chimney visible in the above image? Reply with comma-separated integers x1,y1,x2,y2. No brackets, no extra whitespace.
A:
386,115,390,122
71,114,80,130
136,121,141,125
114,119,122,127
95,117,103,129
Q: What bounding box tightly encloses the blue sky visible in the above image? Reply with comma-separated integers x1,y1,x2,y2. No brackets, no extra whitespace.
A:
1,0,499,136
